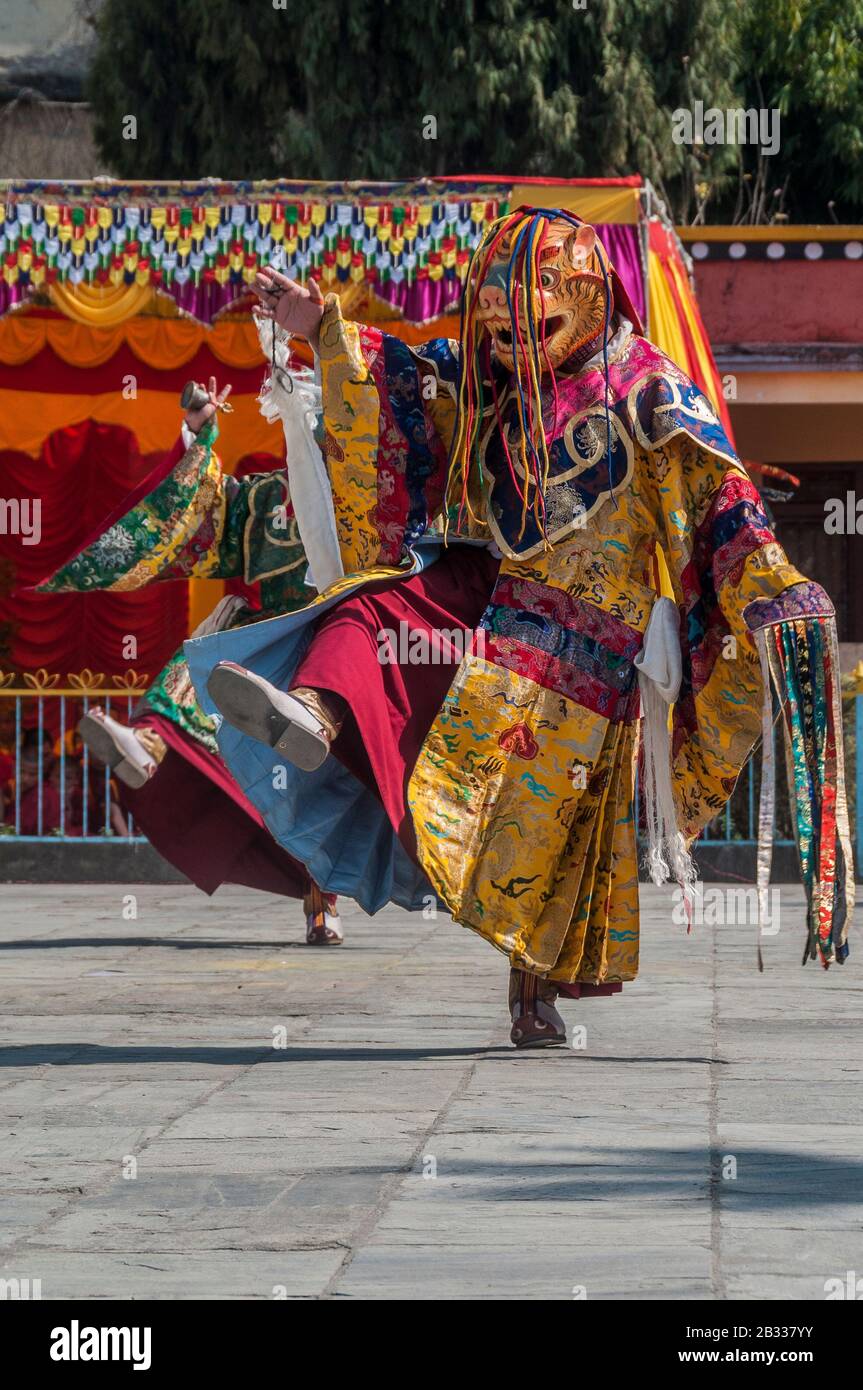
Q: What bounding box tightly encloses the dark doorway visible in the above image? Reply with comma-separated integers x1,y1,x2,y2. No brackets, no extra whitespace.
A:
769,462,863,642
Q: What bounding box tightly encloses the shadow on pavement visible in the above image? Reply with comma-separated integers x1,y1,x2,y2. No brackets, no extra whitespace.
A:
0,1043,515,1065
0,938,329,951
0,1043,724,1066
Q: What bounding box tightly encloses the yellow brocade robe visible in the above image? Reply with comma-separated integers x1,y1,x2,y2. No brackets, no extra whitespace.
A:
286,298,839,982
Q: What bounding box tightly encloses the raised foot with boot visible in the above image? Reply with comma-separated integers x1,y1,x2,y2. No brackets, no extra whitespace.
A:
206,663,343,773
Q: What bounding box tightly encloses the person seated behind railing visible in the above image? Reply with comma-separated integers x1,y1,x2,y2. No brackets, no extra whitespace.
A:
3,731,58,835
0,751,12,816
0,705,14,800
46,752,98,836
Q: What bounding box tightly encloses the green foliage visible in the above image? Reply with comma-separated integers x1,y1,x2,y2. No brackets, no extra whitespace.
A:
86,0,862,223
86,0,303,178
736,0,863,221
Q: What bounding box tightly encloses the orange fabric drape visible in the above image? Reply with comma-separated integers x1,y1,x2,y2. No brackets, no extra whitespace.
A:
48,281,159,327
0,311,269,371
0,306,459,371
0,387,275,468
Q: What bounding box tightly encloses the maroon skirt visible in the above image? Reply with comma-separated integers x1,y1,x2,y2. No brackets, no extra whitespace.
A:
118,713,310,899
291,544,500,858
294,545,623,996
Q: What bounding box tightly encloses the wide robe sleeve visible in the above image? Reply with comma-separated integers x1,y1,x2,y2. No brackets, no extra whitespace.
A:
34,419,305,594
646,427,854,965
315,294,464,573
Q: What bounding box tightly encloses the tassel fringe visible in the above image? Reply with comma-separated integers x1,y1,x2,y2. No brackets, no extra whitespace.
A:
754,615,855,968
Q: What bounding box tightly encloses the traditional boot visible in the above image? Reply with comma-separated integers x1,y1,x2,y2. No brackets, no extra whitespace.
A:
207,663,344,772
78,708,165,789
508,966,567,1049
303,883,343,946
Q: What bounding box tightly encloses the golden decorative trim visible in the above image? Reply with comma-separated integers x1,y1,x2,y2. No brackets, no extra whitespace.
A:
22,669,60,692
0,670,150,697
678,224,863,242
111,672,150,694
67,669,106,694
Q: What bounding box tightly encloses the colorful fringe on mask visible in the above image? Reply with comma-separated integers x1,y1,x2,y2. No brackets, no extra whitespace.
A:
754,616,855,968
444,207,614,546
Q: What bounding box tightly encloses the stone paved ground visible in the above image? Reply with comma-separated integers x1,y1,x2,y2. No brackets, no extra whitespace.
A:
0,882,861,1300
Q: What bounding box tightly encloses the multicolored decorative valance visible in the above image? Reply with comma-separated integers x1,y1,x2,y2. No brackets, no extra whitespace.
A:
0,178,523,326
0,176,649,328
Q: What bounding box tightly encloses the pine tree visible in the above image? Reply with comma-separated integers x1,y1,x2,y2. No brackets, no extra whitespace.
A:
86,0,862,222
274,0,740,214
86,0,739,205
735,0,863,223
87,0,304,179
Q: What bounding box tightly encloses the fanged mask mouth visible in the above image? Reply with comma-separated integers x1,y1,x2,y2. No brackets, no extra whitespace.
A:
486,314,570,356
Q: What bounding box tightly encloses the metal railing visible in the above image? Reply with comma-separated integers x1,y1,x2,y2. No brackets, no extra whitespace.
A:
1,670,861,871
0,670,149,842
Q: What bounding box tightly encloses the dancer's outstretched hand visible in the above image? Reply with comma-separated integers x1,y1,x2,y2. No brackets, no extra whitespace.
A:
185,378,233,434
253,266,324,349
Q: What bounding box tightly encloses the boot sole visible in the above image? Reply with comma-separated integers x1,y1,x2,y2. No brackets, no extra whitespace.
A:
78,713,151,790
514,1035,568,1050
207,665,328,772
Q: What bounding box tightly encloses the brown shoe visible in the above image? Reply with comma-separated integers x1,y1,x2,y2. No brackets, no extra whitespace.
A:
509,966,567,1049
304,887,343,946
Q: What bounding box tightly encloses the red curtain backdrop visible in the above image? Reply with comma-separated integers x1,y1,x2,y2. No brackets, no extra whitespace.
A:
0,420,284,684
0,420,188,681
